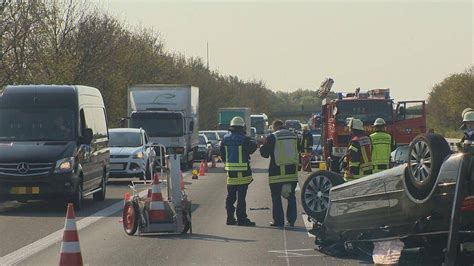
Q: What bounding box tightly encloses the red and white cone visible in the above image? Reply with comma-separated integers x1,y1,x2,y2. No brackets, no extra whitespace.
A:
199,161,205,176
204,159,209,172
149,173,167,222
59,203,83,266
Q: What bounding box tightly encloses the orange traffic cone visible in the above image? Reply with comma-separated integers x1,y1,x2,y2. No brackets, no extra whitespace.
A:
59,203,83,266
204,159,209,172
211,155,216,168
149,173,167,222
199,161,206,176
192,169,199,180
180,172,185,190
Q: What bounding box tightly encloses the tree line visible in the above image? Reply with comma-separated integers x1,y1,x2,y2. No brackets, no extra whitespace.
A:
1,0,319,129
427,67,473,137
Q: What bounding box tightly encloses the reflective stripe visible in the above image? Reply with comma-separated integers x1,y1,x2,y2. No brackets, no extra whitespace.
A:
269,174,298,184
227,171,253,185
60,241,81,253
64,219,77,231
349,145,358,152
224,145,248,171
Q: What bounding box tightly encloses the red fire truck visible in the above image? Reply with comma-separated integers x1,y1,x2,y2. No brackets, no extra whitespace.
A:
321,88,426,173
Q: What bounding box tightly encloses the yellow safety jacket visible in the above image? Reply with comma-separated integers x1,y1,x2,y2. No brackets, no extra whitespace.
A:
270,130,299,184
370,131,392,173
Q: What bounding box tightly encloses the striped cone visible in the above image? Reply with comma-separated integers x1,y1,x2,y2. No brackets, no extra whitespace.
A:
149,173,167,222
199,161,205,176
59,203,83,266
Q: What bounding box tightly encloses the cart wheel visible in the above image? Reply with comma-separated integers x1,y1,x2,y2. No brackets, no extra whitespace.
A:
123,201,139,235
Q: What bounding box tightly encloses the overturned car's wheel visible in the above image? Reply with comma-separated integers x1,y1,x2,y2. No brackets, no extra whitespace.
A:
301,170,344,222
406,133,451,200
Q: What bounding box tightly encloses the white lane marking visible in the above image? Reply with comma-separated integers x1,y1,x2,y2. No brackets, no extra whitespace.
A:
282,226,290,266
269,249,314,252
0,189,149,265
301,213,315,238
278,255,324,258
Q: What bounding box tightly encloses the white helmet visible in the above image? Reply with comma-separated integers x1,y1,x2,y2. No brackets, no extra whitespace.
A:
347,118,364,131
461,110,474,128
462,108,474,119
230,116,245,127
373,118,386,127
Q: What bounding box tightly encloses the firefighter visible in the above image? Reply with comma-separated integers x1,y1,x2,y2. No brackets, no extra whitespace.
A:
370,118,395,173
344,118,373,181
299,125,313,171
260,120,299,227
461,108,474,145
220,116,258,226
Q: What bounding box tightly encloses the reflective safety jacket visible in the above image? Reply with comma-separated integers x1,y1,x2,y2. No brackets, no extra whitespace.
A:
260,129,299,184
220,131,257,185
345,134,373,181
370,131,393,172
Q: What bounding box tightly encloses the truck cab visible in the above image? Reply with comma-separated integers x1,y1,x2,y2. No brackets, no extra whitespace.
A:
322,89,426,173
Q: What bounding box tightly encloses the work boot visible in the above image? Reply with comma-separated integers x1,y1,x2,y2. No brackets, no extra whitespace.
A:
226,218,237,225
237,219,256,226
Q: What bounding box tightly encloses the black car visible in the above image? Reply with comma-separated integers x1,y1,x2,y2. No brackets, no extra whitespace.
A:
301,133,474,262
0,85,110,210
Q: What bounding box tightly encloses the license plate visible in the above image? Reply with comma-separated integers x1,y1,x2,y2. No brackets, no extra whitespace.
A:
110,164,124,170
10,187,40,194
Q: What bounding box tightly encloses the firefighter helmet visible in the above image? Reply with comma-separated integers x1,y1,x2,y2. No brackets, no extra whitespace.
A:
462,108,474,119
230,116,245,127
373,118,386,127
347,118,364,131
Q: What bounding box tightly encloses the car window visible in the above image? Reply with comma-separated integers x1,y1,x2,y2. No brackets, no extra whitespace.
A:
199,135,206,144
109,131,142,147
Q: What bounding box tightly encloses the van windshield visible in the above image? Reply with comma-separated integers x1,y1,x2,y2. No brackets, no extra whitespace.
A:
130,112,184,137
0,108,75,141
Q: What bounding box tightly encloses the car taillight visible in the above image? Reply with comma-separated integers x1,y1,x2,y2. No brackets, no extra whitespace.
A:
175,147,185,154
461,196,474,212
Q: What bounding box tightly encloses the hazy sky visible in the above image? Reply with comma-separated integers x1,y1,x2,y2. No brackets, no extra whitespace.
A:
94,0,472,101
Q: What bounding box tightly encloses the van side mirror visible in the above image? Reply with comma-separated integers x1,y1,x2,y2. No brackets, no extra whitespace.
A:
81,128,93,144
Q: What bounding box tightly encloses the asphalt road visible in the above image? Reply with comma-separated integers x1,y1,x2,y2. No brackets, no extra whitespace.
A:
0,154,434,265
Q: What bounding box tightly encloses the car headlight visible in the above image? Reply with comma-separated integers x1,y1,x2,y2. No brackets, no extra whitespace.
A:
55,157,74,173
133,152,144,159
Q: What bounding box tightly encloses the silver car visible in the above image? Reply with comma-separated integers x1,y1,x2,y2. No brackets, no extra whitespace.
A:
109,128,155,180
199,130,221,155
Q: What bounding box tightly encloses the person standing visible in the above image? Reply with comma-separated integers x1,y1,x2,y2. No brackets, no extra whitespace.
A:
461,108,474,145
299,125,313,154
260,120,299,227
220,116,257,226
344,118,373,181
370,118,395,173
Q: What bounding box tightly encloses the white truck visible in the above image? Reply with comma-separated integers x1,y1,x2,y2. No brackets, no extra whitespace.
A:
128,84,199,169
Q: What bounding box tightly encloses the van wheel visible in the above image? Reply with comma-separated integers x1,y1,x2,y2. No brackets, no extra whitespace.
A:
301,170,344,222
93,173,107,201
405,133,451,200
71,181,83,211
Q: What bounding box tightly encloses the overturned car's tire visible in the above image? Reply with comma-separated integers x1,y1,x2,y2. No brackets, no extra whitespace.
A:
406,133,451,200
301,170,344,222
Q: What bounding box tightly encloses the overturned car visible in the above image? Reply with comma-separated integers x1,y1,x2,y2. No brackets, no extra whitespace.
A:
301,133,474,261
